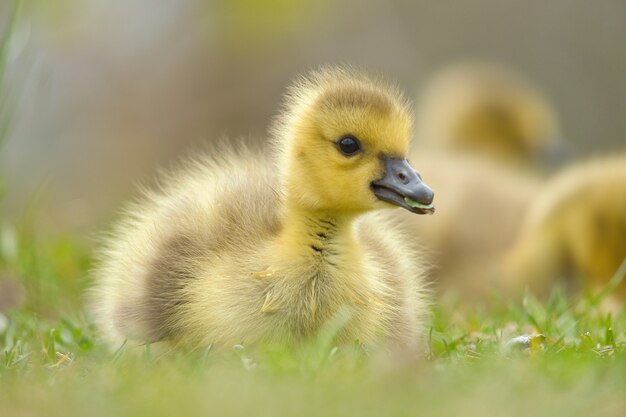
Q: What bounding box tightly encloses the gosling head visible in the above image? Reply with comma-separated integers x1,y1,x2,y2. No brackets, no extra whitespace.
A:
415,63,562,166
273,67,434,216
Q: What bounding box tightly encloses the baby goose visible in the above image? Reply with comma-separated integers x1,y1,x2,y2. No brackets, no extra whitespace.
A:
90,67,435,353
414,62,561,168
401,152,540,300
500,155,626,304
398,63,562,302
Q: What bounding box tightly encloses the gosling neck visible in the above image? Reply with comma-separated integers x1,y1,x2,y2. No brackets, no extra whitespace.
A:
275,202,360,262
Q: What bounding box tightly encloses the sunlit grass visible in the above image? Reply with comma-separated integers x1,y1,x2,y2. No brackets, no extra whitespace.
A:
0,224,625,416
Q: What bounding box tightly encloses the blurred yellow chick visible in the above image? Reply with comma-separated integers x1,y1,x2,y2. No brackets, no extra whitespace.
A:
402,63,564,301
89,67,435,354
414,62,562,169
500,155,626,308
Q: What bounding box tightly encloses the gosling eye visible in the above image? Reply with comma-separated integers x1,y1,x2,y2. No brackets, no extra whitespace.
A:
337,135,362,156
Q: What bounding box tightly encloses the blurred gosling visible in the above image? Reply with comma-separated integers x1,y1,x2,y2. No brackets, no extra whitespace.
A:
414,62,562,169
89,67,435,354
399,63,563,302
500,155,626,307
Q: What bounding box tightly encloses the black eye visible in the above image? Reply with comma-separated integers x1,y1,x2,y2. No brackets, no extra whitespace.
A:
337,136,361,156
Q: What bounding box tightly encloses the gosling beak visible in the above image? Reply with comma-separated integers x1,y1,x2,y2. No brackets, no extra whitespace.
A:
371,158,435,215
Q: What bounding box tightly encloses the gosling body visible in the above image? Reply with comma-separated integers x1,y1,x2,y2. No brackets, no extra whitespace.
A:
90,68,434,352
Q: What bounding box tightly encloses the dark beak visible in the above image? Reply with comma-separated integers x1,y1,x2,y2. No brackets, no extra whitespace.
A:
371,158,435,215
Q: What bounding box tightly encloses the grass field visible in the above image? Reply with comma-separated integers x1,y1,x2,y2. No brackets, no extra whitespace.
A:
1,223,625,417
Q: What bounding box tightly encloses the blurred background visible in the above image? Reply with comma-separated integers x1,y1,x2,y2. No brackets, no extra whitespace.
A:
1,0,625,238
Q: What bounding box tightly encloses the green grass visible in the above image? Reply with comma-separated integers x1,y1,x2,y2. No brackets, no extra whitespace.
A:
1,224,625,417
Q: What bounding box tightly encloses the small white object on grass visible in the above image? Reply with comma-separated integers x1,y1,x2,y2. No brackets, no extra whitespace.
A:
504,334,545,353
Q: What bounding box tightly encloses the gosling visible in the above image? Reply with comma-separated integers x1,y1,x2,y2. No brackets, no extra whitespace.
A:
500,155,626,307
89,67,435,354
414,62,562,169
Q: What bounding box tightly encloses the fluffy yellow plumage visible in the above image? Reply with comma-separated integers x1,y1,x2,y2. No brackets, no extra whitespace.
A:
89,67,435,354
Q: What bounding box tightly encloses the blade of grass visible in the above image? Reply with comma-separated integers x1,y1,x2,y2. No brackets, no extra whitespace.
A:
0,0,22,99
582,257,626,310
